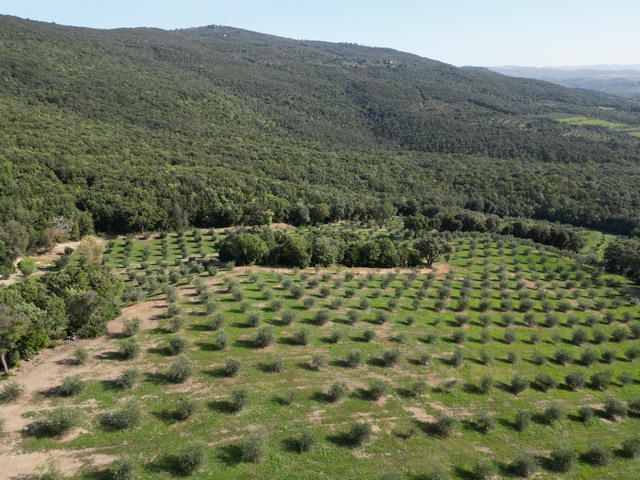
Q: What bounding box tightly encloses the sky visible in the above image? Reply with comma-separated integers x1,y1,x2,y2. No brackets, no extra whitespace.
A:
2,0,639,67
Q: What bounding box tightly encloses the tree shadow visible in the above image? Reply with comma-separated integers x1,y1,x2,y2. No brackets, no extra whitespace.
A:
147,346,171,356
216,443,244,467
309,390,334,403
195,341,222,352
151,408,179,425
144,372,170,386
326,431,356,448
208,399,237,413
233,339,255,349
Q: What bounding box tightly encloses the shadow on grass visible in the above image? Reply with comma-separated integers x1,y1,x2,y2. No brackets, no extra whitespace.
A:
208,399,238,413
326,431,357,448
147,346,172,356
216,443,244,467
146,452,193,477
195,341,222,352
309,390,335,403
144,372,170,386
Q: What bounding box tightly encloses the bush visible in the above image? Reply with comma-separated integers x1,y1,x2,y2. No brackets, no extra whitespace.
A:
504,329,517,344
543,403,565,425
37,407,80,436
73,347,89,365
102,399,141,430
241,433,265,462
328,381,348,402
168,335,189,355
118,338,141,360
231,387,249,411
584,443,612,466
175,396,197,421
479,374,493,394
571,328,588,346
452,330,466,344
114,367,141,390
363,329,376,342
603,397,628,419
553,349,573,365
297,430,317,452
450,347,464,367
368,379,389,400
253,326,275,348
293,327,310,346
432,413,456,438
329,329,343,344
601,349,616,364
207,311,225,330
591,370,612,390
549,447,575,473
536,373,558,392
511,452,538,477
175,442,205,475
611,327,629,342
622,436,640,458
310,353,325,370
346,350,363,368
281,308,296,325
18,258,36,277
472,459,495,480
246,310,263,328
109,457,136,480
626,345,640,361
376,310,389,324
474,411,495,433
267,354,285,373
514,410,531,431
58,374,85,397
315,309,331,326
564,371,586,391
169,355,193,383
122,317,141,337
223,357,242,377
578,406,595,423
213,331,228,350
382,348,401,367
0,381,24,403
348,422,372,446
510,373,529,394
580,348,598,367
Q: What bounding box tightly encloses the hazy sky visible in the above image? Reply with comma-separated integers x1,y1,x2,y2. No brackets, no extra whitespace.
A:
2,0,639,67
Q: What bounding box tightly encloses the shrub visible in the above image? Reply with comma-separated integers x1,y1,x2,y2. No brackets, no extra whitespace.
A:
122,317,141,337
118,338,141,360
223,357,242,377
578,406,595,423
369,379,389,400
409,381,427,398
382,348,401,367
310,353,325,370
348,422,372,446
293,327,310,346
207,311,225,330
543,403,565,425
506,351,518,364
571,328,588,346
114,367,141,390
329,329,343,344
452,330,466,344
37,407,80,436
297,430,317,452
479,374,493,394
503,329,517,344
592,329,607,344
514,410,531,431
626,345,640,361
622,436,640,458
432,413,456,438
241,433,265,462
450,347,464,367
328,381,348,402
564,371,586,390
267,354,285,373
109,457,136,480
246,310,263,328
363,329,376,342
553,349,573,365
549,447,575,473
603,397,628,419
253,326,275,348
584,443,612,466
591,370,612,390
535,373,558,392
302,296,316,310
0,382,24,403
213,331,229,350
175,396,197,421
168,335,189,355
479,349,492,365
102,400,141,430
418,351,432,366
231,387,249,411
611,327,629,342
510,373,529,394
346,350,363,368
474,411,495,433
58,374,85,397
175,442,205,474
471,459,495,480
169,355,193,383
531,351,546,365
511,452,538,477
580,348,598,367
73,347,89,365
315,309,331,326
281,308,296,325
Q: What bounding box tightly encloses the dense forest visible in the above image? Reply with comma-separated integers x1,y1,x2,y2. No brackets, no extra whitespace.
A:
1,15,640,273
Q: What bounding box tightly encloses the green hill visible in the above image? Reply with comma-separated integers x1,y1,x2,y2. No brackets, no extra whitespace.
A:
1,15,640,246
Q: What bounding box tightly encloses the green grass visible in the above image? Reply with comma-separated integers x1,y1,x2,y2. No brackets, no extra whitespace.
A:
15,224,640,479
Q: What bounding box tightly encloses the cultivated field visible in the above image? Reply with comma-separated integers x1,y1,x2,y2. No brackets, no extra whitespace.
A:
2,224,640,479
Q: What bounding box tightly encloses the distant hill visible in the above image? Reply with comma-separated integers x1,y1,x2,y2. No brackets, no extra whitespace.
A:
489,65,640,100
1,15,640,247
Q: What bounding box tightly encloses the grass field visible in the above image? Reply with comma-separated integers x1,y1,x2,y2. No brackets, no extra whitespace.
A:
555,115,640,137
3,223,640,479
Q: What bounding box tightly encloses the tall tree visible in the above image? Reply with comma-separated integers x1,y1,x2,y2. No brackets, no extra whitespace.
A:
0,305,30,375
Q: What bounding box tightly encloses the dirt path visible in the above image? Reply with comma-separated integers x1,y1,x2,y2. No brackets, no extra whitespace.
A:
0,241,81,287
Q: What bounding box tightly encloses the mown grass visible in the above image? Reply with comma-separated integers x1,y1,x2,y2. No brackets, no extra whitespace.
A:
17,224,640,479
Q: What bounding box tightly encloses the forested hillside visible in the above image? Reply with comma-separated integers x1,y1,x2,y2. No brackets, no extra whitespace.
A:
2,15,640,267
